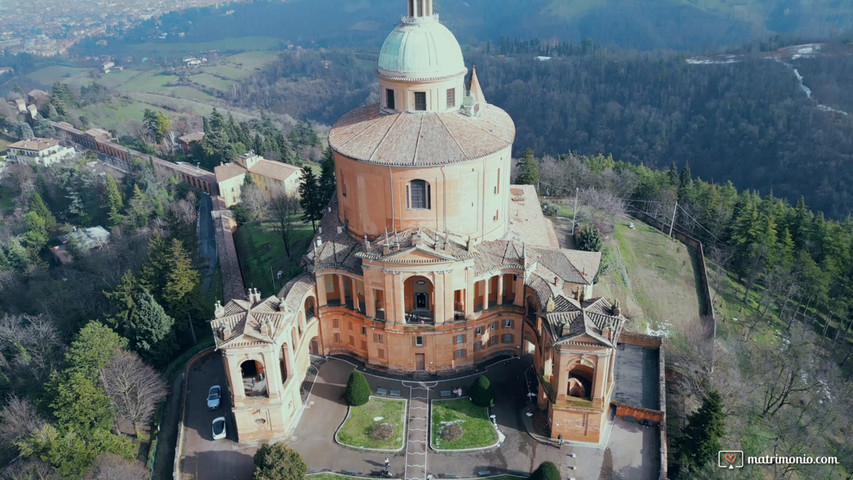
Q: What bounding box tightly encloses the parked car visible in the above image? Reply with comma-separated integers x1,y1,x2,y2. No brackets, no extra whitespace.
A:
207,385,221,410
212,416,226,440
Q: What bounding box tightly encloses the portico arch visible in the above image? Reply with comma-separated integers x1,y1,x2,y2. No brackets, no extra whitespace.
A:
240,359,268,397
404,275,434,322
567,362,594,400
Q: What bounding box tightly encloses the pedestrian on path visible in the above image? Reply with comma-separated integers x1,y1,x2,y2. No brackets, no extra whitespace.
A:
384,457,390,470
558,434,563,448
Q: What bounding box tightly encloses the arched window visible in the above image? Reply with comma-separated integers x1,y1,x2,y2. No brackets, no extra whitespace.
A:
406,179,431,209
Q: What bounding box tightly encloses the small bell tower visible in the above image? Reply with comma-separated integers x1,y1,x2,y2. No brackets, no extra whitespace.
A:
407,0,434,18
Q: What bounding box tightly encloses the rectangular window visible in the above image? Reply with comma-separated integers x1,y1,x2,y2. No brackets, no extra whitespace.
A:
456,349,466,359
455,334,464,344
410,180,428,209
333,332,341,343
474,341,483,351
375,333,383,344
362,326,367,335
489,321,497,331
504,319,513,328
348,322,353,330
386,89,395,109
416,336,424,346
349,335,355,345
332,318,340,329
488,336,497,346
378,349,385,359
361,340,367,350
475,326,482,335
446,88,455,108
414,92,427,111
502,333,513,344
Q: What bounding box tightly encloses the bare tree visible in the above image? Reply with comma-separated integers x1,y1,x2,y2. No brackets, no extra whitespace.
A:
0,396,47,457
1,458,59,480
99,350,167,436
239,182,266,223
83,454,147,480
267,187,302,258
0,314,64,389
577,187,625,235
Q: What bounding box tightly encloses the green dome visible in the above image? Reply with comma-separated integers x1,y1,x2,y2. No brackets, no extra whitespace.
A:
378,17,465,80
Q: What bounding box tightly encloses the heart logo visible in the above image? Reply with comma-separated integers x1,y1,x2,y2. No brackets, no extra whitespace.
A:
724,454,737,464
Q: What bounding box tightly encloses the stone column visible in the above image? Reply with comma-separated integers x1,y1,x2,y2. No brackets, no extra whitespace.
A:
514,273,525,306
482,277,489,311
317,274,328,306
352,277,360,312
496,274,504,305
337,274,347,305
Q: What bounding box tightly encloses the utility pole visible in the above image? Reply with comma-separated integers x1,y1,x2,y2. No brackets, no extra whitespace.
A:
571,188,579,233
669,200,678,237
187,312,197,344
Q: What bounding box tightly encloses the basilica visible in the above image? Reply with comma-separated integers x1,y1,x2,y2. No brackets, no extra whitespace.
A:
209,0,626,445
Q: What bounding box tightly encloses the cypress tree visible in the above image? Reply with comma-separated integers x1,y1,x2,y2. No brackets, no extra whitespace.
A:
344,371,370,406
469,375,495,407
679,390,726,470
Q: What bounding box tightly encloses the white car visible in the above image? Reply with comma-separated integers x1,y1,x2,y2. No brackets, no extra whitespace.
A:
212,416,226,440
207,385,221,410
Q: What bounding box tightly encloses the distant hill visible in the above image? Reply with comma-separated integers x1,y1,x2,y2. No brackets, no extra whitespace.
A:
73,0,853,56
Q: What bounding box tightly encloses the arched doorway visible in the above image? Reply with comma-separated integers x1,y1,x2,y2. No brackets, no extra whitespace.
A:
304,296,316,318
240,359,267,397
404,276,434,323
567,363,593,400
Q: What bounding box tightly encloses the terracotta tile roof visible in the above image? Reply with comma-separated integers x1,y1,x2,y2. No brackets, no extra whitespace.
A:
179,131,204,143
540,295,623,348
532,248,600,285
329,103,515,166
210,296,290,349
506,184,559,247
8,138,59,151
215,162,246,183
248,159,302,182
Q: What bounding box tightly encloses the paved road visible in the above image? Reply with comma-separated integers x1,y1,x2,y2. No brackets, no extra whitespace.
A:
196,193,217,293
181,352,257,480
176,355,660,480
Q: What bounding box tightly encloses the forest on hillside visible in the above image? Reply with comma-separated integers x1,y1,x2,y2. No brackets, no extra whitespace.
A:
229,43,853,218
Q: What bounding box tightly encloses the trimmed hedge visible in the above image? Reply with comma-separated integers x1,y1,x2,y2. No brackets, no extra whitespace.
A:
345,370,370,406
529,462,560,480
469,375,495,407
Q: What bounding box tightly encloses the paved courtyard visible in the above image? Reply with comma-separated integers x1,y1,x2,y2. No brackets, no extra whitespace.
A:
180,354,660,480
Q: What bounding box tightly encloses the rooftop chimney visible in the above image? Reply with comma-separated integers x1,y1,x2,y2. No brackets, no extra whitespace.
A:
214,300,225,319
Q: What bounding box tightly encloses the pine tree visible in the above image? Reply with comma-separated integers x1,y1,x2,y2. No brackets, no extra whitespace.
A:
298,167,324,232
29,192,56,231
162,238,200,317
105,174,124,227
319,147,336,201
128,291,177,366
515,148,540,185
679,390,726,471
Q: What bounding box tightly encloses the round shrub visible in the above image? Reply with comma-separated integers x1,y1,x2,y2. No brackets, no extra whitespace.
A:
345,370,370,406
371,422,394,441
469,375,495,407
529,461,560,480
440,423,464,442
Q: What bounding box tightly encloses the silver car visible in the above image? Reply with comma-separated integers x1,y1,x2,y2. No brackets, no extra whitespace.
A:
207,385,221,410
212,416,226,440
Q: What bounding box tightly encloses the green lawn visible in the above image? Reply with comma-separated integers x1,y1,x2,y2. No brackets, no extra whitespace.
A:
336,397,406,450
431,399,497,450
189,73,234,91
233,220,313,296
124,36,283,58
606,219,701,333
